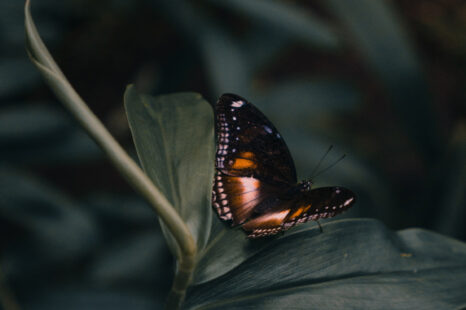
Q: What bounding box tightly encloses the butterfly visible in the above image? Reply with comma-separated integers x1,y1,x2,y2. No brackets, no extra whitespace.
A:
212,93,356,238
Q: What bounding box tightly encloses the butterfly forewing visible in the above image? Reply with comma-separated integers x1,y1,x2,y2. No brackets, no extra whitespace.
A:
212,93,356,238
215,94,297,184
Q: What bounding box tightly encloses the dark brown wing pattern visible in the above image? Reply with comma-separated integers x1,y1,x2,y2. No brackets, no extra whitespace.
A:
215,93,297,184
212,93,356,238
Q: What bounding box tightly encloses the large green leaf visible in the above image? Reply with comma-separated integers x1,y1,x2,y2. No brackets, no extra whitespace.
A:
186,219,466,309
124,87,466,309
124,86,215,255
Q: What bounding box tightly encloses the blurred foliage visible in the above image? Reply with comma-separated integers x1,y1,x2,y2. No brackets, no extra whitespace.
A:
0,0,465,308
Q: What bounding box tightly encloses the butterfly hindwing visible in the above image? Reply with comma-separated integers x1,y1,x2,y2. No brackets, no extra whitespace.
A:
242,187,355,238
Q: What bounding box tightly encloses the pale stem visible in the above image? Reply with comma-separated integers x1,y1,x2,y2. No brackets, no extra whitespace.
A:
24,1,197,308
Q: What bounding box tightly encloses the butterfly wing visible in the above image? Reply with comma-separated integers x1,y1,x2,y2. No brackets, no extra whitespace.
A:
242,186,356,238
212,93,297,226
212,171,283,225
212,93,356,237
215,93,297,184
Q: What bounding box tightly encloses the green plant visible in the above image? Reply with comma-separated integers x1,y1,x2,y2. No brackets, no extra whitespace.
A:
23,1,466,309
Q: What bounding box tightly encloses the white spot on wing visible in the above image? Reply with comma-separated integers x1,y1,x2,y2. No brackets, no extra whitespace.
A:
231,100,245,108
264,125,273,134
344,197,354,207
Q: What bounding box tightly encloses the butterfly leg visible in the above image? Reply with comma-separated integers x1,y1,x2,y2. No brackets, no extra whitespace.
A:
316,220,323,233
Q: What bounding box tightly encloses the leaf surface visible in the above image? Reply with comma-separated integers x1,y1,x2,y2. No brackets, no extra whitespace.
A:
125,87,215,254
186,219,466,309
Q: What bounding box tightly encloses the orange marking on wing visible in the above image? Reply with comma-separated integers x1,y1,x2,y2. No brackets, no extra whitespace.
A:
225,176,260,195
303,204,311,212
232,158,257,170
288,204,311,220
238,177,260,190
239,151,255,159
230,178,261,208
223,176,262,225
288,208,304,220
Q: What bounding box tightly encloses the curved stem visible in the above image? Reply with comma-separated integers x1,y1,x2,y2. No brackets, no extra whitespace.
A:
24,1,197,307
166,253,197,309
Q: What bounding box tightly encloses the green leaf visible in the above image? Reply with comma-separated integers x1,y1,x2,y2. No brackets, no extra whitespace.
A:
124,86,215,256
0,167,97,276
434,130,466,239
88,231,171,287
210,0,339,48
200,30,252,98
252,79,361,124
0,104,100,163
194,214,291,286
325,0,440,157
122,87,466,309
24,288,163,310
185,219,466,309
0,58,40,96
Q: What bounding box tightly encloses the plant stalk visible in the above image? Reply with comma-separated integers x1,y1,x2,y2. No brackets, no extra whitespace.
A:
24,1,196,308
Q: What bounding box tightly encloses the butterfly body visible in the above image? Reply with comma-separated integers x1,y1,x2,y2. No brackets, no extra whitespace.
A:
212,93,355,238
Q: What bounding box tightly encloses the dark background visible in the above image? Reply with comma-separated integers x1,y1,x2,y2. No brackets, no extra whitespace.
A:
0,0,464,309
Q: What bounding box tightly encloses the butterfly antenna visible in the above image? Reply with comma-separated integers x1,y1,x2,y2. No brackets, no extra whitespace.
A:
310,145,333,179
312,154,346,179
